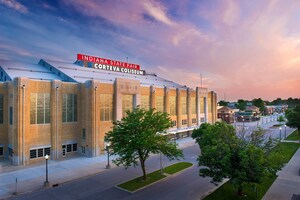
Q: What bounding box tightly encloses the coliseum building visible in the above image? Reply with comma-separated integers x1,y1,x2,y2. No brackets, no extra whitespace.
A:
0,54,217,166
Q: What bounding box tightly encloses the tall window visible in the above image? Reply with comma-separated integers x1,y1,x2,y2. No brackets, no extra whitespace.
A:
140,95,150,110
169,96,176,116
100,94,113,121
62,94,77,122
9,107,13,125
122,95,133,117
156,96,164,112
0,94,3,124
30,93,50,124
200,97,205,114
208,97,212,113
191,97,196,114
181,96,187,115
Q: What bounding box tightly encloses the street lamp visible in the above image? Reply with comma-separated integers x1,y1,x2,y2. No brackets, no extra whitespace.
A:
279,127,282,140
44,155,50,187
284,125,287,138
106,142,111,169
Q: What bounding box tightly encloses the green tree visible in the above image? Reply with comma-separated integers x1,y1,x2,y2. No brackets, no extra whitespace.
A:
286,105,300,135
236,99,246,110
218,100,228,106
277,115,285,124
192,122,281,196
106,107,183,180
252,98,265,113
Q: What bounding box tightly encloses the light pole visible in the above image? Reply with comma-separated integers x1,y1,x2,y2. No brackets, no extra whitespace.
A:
242,117,245,133
279,127,282,140
160,152,164,174
44,155,50,187
284,125,287,138
106,143,111,169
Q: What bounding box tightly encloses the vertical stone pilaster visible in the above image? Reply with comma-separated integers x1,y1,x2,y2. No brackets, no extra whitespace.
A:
150,86,156,110
187,88,192,127
164,87,170,114
196,87,200,126
51,80,61,160
176,89,182,129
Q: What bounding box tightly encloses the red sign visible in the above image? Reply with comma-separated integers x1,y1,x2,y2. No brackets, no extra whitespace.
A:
77,54,140,70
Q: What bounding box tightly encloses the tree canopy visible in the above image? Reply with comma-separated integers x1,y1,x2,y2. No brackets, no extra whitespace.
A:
286,105,300,134
236,99,247,110
218,100,228,106
252,98,265,113
106,107,183,180
192,122,281,195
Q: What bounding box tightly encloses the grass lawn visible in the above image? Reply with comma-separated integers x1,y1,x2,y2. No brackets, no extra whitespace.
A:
285,130,300,140
204,142,300,200
117,162,192,192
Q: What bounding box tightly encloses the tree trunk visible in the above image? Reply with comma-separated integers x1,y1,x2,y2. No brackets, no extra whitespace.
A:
237,185,243,196
139,157,147,180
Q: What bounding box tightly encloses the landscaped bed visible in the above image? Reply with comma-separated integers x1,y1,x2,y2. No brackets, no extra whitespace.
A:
285,130,300,140
117,162,193,192
203,142,300,200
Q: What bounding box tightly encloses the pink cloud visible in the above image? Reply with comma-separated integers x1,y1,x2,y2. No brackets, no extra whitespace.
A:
62,0,300,100
0,0,27,13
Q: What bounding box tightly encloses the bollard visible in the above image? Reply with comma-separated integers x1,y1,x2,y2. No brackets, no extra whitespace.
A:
13,177,17,195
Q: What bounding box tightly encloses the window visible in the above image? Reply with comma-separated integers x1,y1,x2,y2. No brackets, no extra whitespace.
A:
30,147,51,159
122,95,133,117
100,94,113,121
62,94,77,122
44,147,50,156
62,143,77,153
73,144,77,152
200,97,205,114
140,95,150,110
171,120,177,127
181,97,187,115
9,107,13,125
81,146,85,154
192,118,197,124
182,119,187,125
156,96,164,112
0,147,3,156
30,93,50,124
200,117,205,122
0,94,3,124
82,129,86,142
191,97,196,114
30,149,36,159
67,144,72,152
169,96,176,116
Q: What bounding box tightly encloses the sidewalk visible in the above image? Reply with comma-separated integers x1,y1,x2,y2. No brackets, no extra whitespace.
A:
0,137,195,200
263,144,300,200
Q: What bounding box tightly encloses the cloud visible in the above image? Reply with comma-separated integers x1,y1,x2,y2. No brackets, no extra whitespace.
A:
0,0,28,13
0,0,299,101
143,1,174,26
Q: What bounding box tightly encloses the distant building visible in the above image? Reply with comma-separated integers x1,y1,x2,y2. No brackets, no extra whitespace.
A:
217,106,234,124
245,105,260,116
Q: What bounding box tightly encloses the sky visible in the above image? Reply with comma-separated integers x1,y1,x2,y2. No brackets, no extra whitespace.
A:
0,0,299,101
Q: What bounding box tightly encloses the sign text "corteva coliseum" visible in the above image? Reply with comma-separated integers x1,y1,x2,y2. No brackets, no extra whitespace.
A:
94,63,145,75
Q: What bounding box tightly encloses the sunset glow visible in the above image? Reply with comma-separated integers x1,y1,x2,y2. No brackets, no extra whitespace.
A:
0,0,299,100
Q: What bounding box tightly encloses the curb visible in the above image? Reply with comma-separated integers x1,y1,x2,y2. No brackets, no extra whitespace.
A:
115,162,194,193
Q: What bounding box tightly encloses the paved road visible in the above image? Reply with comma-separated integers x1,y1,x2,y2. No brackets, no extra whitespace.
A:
7,139,216,200
2,117,296,200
